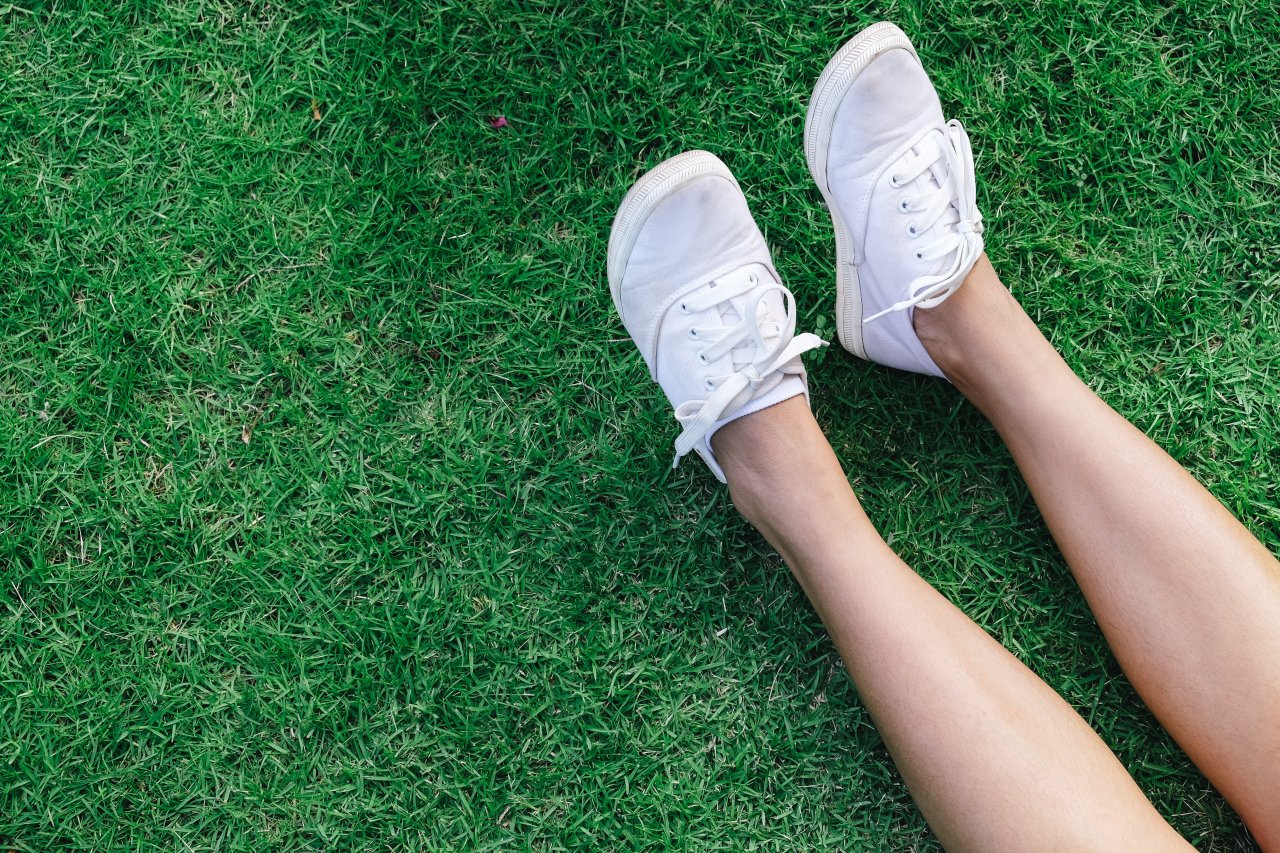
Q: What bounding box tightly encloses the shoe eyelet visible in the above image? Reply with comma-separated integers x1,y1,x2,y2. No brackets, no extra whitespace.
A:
898,199,911,213
914,251,924,262
907,225,918,237
704,378,716,391
889,174,903,188
697,352,708,365
687,328,698,340
679,302,690,314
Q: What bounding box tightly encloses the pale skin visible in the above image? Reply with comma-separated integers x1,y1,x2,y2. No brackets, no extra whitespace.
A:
712,255,1280,851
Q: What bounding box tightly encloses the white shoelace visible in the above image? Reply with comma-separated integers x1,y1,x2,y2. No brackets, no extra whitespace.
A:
865,119,985,323
670,268,825,468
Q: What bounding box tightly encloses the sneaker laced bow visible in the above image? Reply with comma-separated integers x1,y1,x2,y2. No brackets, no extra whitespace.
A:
865,119,984,322
670,267,826,467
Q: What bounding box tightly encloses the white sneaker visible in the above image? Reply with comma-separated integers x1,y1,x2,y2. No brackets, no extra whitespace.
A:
804,22,984,378
607,151,826,482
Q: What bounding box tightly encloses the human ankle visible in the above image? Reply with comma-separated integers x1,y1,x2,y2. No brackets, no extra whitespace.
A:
712,398,874,565
913,254,1021,389
712,397,835,522
714,396,809,480
914,255,1078,415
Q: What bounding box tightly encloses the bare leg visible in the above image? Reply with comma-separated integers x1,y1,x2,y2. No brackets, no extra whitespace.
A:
712,398,1189,851
915,255,1280,847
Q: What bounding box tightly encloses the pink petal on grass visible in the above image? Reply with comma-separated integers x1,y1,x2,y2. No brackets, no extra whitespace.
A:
489,115,509,129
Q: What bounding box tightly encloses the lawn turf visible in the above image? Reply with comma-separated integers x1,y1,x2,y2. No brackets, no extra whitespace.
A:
1,0,1278,849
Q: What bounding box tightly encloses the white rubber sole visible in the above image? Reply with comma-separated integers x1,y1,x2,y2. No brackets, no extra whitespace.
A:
606,150,741,322
803,22,919,360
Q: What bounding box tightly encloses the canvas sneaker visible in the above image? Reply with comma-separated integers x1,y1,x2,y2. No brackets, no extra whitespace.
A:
804,21,985,378
607,151,825,483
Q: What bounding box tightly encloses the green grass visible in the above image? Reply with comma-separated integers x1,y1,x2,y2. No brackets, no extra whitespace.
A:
1,0,1277,849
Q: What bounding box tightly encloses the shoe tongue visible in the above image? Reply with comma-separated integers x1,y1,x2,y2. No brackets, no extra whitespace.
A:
711,264,784,365
711,263,776,325
716,299,741,326
908,133,947,202
906,135,958,280
715,296,778,328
